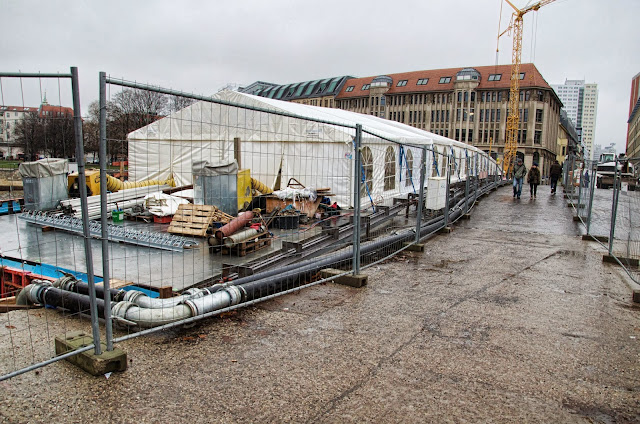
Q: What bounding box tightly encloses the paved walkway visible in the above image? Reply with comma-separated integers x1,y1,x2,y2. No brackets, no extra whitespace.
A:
1,184,639,423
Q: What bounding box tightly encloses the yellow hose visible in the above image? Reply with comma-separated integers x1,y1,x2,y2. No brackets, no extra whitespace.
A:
106,175,175,192
250,178,272,194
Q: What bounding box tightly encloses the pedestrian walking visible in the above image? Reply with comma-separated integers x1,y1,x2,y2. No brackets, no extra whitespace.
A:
528,162,541,198
549,160,562,194
513,157,527,199
583,169,590,187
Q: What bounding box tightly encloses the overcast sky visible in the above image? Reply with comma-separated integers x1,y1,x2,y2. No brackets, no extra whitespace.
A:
2,0,639,154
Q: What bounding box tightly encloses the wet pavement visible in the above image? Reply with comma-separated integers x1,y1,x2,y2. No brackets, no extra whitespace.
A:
1,184,639,423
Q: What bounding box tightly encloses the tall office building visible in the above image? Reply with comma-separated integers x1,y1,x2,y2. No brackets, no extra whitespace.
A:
626,72,640,156
551,79,599,160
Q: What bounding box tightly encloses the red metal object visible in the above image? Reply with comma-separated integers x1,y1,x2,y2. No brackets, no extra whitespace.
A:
214,211,254,240
1,267,32,298
153,215,173,224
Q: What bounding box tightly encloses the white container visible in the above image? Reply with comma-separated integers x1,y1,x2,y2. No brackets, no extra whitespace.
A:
425,177,447,210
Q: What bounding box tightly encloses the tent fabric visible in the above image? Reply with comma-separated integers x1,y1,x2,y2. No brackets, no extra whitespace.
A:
18,158,68,178
128,90,497,207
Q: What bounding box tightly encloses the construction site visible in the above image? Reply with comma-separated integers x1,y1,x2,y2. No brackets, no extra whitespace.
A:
0,0,639,421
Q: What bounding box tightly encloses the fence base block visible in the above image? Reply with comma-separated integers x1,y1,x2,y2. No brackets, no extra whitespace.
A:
582,235,609,243
439,227,453,234
603,255,640,267
461,214,471,220
573,216,582,222
54,331,127,376
403,242,425,252
633,289,640,304
320,268,367,288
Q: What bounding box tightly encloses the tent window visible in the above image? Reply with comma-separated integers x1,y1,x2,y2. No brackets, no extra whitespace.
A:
384,146,396,191
360,147,374,198
405,150,414,187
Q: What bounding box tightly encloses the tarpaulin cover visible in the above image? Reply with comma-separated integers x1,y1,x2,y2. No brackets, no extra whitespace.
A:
18,158,68,178
192,160,238,176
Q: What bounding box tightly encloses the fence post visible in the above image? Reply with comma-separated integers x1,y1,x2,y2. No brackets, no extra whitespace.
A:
475,153,480,202
576,162,583,211
415,146,427,243
608,157,620,256
98,72,114,351
464,156,470,215
586,161,597,235
71,67,102,355
352,124,362,275
443,155,451,228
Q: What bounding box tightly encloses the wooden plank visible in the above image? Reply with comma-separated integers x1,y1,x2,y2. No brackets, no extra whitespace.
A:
106,279,134,289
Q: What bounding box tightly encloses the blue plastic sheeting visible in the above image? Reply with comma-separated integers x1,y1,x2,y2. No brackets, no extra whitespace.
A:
0,256,159,298
0,256,103,283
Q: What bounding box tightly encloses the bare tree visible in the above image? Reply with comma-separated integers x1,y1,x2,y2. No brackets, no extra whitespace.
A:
14,112,75,160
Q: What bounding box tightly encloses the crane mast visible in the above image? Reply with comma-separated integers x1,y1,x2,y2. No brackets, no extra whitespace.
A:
500,0,555,176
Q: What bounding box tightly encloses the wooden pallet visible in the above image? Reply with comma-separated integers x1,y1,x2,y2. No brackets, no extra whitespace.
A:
221,234,272,257
168,204,216,237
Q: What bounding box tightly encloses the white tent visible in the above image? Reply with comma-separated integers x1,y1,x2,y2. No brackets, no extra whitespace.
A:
128,90,496,207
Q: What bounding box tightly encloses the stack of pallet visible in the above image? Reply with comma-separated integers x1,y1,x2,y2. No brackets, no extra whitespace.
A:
168,204,233,237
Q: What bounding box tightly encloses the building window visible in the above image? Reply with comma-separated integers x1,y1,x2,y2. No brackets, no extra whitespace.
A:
492,92,497,102
455,129,460,140
416,78,429,85
345,86,354,92
362,84,370,90
488,74,502,81
361,147,373,197
534,130,542,144
537,90,544,101
405,150,414,187
439,77,452,84
457,92,462,102
446,110,450,122
464,92,469,102
480,108,484,122
397,80,408,87
491,109,495,122
519,73,525,80
469,130,473,143
525,91,530,101
470,92,476,102
535,109,543,123
485,109,490,122
496,109,501,121
384,146,396,191
498,92,503,102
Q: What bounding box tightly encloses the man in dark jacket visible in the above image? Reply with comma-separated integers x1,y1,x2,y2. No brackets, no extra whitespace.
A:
549,160,563,194
512,158,527,199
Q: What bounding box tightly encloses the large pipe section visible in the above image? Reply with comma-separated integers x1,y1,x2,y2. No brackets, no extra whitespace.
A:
215,211,254,240
105,174,174,192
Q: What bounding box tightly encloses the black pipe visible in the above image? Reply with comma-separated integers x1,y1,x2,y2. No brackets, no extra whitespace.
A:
65,281,125,302
237,180,498,302
40,286,108,318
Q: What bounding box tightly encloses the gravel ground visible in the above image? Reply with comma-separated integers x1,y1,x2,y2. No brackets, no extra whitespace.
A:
0,185,638,423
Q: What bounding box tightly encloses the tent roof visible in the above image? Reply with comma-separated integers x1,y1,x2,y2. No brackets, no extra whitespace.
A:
128,90,482,152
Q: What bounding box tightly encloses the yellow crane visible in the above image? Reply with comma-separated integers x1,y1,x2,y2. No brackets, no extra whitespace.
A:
498,0,555,176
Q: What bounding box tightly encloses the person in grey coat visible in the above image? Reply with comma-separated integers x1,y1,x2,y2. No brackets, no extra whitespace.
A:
512,158,527,199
